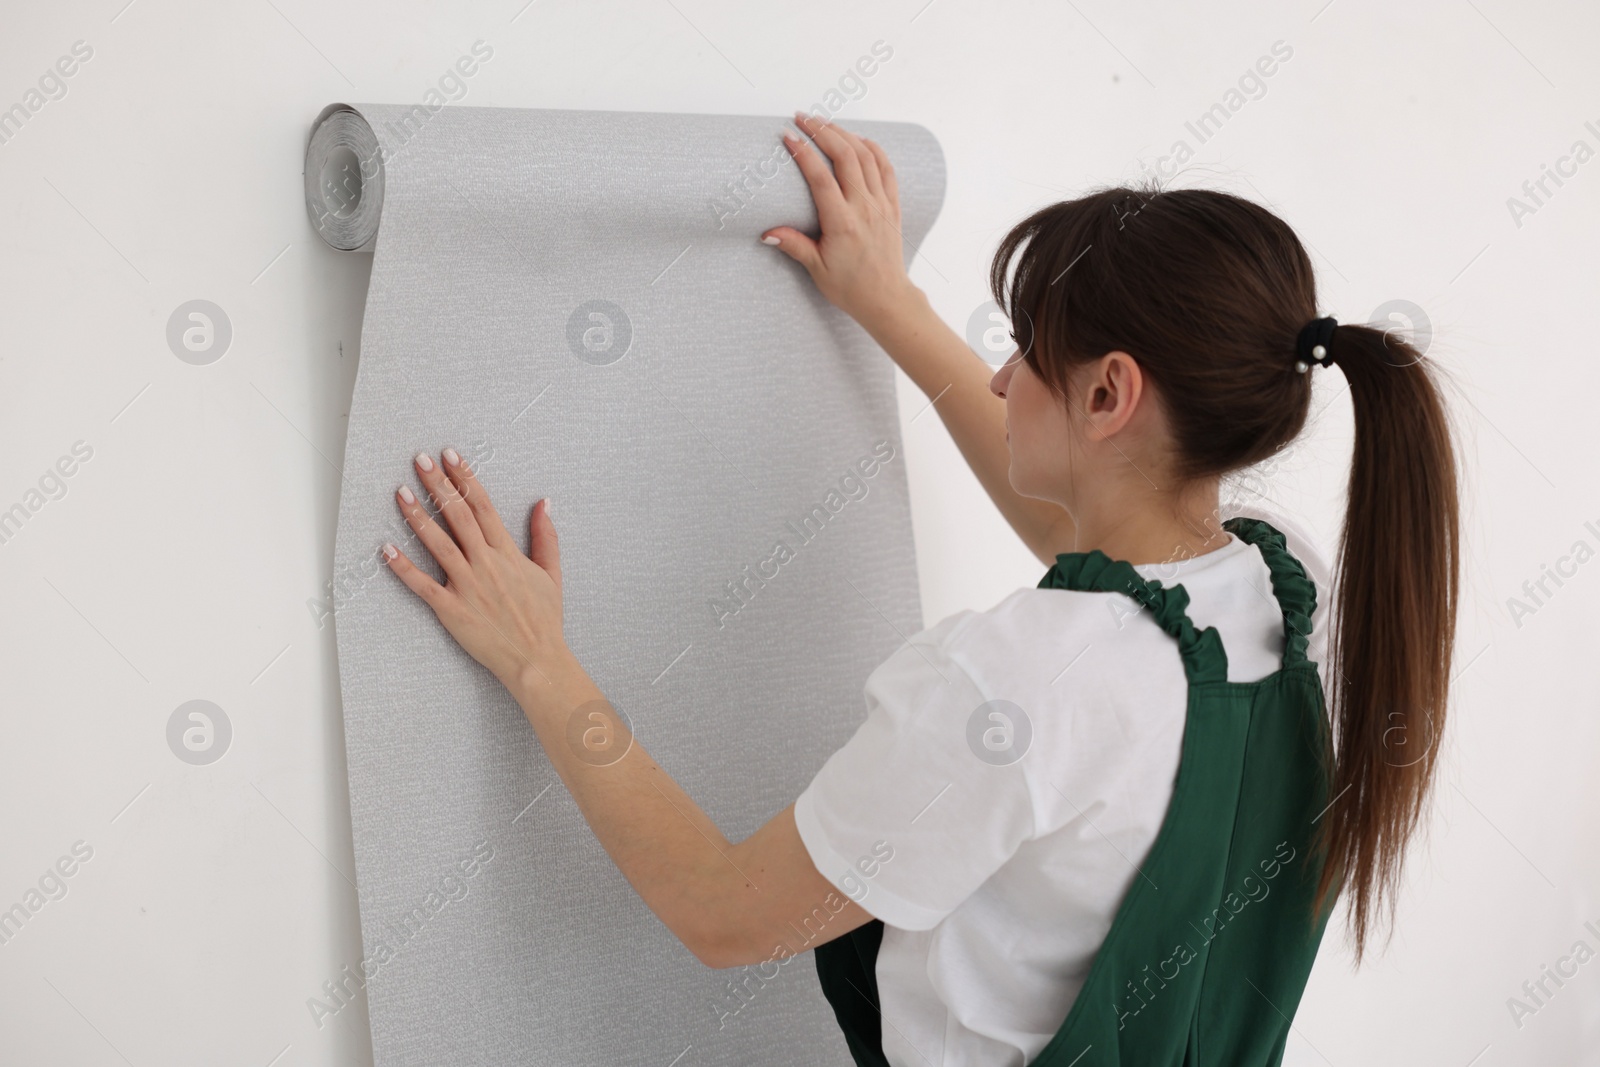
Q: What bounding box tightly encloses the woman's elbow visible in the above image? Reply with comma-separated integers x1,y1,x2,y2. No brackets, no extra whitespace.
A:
688,937,733,970
688,924,760,970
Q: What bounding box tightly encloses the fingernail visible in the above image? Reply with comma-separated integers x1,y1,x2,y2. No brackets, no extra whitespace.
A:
761,235,781,246
443,447,461,467
398,486,416,504
382,543,398,560
415,452,434,471
542,497,553,517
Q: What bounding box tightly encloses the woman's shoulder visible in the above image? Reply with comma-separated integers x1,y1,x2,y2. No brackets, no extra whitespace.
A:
936,579,1133,643
940,517,1325,644
901,505,1338,690
890,579,1165,704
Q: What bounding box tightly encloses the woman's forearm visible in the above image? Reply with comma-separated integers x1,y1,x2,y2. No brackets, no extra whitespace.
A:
860,286,1075,565
505,655,741,964
505,655,871,970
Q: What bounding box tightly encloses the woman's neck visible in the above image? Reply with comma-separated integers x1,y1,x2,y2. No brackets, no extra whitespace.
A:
1061,481,1229,566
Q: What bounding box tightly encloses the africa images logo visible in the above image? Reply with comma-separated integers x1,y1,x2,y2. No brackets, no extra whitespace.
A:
306,839,496,1028
709,440,897,628
1115,841,1298,1030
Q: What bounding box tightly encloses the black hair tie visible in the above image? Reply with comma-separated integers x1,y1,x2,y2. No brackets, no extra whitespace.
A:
1294,316,1338,373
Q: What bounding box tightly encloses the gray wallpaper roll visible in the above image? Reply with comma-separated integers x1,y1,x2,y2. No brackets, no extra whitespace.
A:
303,103,944,1066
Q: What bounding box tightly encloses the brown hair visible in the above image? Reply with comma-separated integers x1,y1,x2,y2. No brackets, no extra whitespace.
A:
989,184,1460,962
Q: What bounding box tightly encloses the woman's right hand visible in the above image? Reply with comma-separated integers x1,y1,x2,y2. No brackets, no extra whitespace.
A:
764,114,1078,564
761,112,922,333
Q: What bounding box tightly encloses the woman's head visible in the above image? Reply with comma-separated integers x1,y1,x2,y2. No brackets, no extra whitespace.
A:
989,184,1462,963
990,186,1319,492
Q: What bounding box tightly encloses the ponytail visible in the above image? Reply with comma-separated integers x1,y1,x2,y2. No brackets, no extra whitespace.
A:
1312,322,1461,962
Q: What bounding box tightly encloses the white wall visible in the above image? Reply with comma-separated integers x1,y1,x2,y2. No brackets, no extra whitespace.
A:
1,1,1595,1063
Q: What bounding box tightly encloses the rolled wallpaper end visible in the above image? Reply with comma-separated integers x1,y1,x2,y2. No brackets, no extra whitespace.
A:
305,103,384,252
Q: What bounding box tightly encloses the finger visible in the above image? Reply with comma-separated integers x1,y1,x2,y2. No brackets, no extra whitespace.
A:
795,112,866,203
529,497,562,589
830,122,883,200
780,128,848,227
396,482,471,585
414,451,487,559
440,446,513,551
381,541,453,610
759,226,823,273
862,138,900,221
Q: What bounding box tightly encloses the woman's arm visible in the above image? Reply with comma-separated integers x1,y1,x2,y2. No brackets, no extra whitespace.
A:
384,450,873,969
763,113,1076,566
508,654,875,968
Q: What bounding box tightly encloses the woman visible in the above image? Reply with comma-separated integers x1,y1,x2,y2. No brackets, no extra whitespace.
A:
379,112,1460,1065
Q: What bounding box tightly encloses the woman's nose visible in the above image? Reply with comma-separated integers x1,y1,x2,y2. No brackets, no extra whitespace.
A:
990,358,1013,399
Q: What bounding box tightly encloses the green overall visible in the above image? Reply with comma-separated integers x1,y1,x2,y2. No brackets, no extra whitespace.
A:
814,516,1338,1066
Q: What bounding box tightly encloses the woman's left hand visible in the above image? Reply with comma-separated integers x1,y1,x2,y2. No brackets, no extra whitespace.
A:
382,448,569,690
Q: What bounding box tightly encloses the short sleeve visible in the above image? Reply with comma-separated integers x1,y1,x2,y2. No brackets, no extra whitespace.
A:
793,616,1038,931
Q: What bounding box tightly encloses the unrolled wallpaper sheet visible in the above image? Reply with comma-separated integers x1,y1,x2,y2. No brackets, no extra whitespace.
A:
303,103,944,1065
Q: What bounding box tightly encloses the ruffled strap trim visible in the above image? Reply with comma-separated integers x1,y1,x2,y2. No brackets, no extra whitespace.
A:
1221,516,1320,667
1038,549,1230,685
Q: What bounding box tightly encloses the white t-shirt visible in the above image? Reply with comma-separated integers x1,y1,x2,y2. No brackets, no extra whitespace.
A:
794,508,1334,1067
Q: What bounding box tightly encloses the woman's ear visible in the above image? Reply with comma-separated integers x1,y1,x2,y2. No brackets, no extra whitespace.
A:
1080,351,1144,436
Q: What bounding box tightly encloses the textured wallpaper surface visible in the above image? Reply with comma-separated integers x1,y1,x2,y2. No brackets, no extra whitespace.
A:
304,103,945,1066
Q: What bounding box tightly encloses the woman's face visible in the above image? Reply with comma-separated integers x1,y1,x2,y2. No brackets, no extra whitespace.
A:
989,352,1083,510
